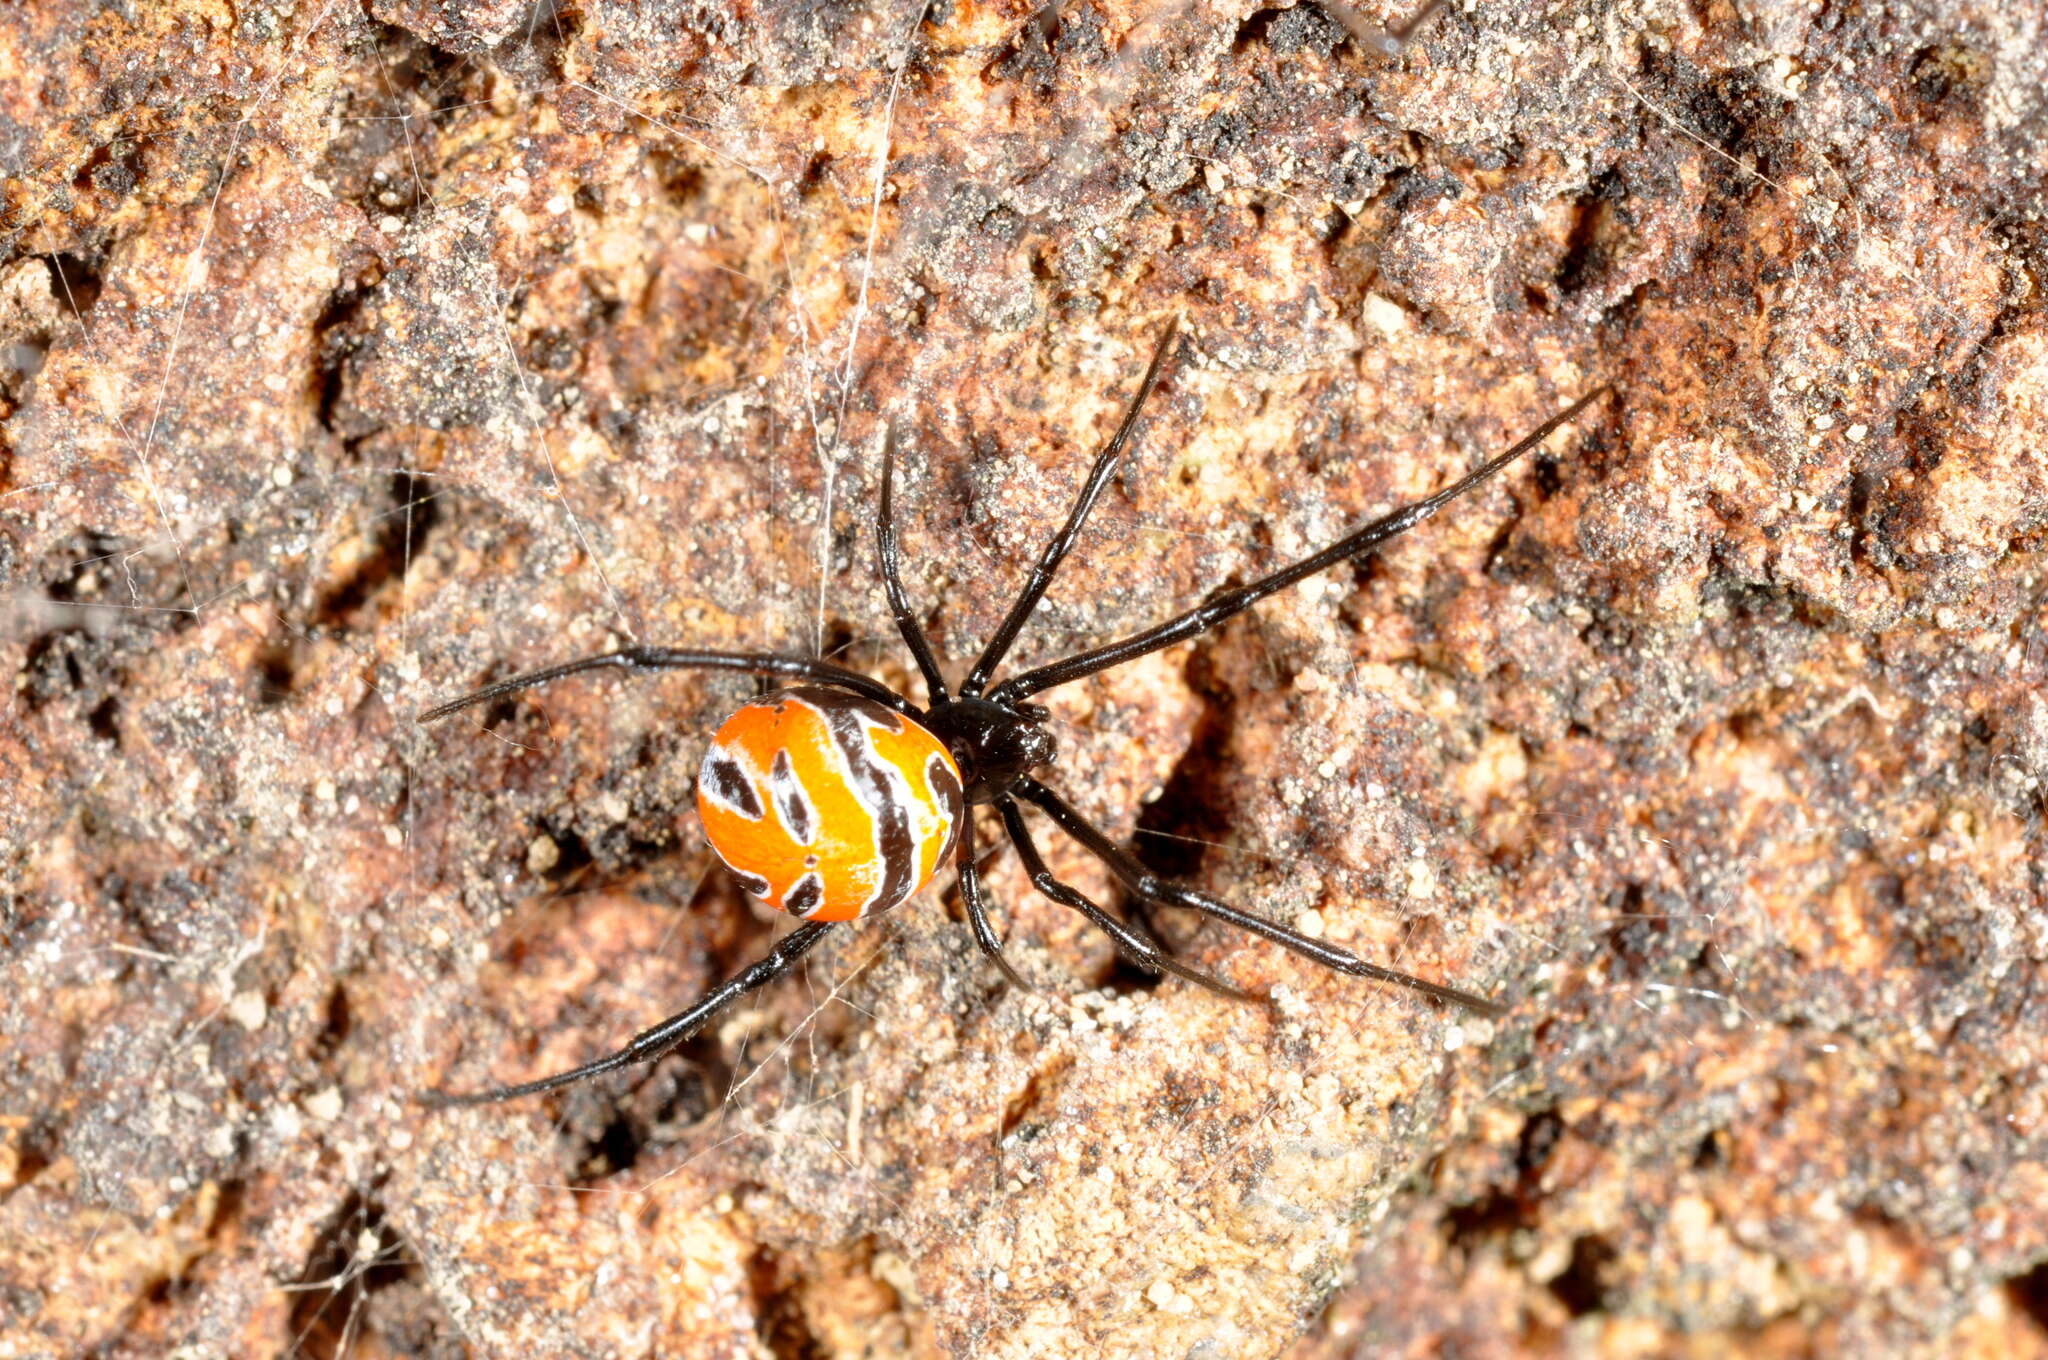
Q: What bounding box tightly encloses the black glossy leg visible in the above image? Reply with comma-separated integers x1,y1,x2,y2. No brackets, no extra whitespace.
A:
878,427,951,703
997,798,1251,1001
1121,893,1178,960
419,922,839,1108
1013,778,1505,1017
961,318,1181,696
956,809,1034,992
989,387,1608,705
418,647,916,723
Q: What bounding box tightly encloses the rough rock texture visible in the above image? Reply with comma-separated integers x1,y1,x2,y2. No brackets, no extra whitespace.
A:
3,0,2046,1356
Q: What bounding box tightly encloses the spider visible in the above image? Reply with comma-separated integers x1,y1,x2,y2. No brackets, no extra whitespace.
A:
418,319,1605,1107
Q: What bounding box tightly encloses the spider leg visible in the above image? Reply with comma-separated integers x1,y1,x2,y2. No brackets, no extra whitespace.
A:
1121,890,1179,959
1319,0,1446,56
418,921,838,1108
956,808,1035,992
988,386,1609,704
996,797,1252,1001
1380,0,1448,47
417,647,914,723
1012,778,1506,1018
878,427,951,703
960,317,1182,696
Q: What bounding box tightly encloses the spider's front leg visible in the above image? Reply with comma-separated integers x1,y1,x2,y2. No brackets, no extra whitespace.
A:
955,809,1034,992
417,646,914,724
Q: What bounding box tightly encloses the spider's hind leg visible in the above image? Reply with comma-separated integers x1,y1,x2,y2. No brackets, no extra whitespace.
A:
419,921,839,1108
997,799,1253,1002
1013,778,1504,1018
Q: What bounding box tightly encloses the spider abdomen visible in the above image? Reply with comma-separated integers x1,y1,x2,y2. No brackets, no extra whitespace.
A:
696,688,963,921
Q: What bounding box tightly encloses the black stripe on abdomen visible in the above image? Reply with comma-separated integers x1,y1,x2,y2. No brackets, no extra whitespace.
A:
702,751,764,820
783,873,823,918
770,748,815,844
811,694,916,913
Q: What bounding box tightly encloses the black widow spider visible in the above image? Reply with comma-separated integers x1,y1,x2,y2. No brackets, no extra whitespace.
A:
419,320,1604,1106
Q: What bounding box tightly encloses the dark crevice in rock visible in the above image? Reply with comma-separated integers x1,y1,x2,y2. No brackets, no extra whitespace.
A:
1555,168,1627,297
750,1245,828,1360
1547,1233,1619,1317
1516,1108,1565,1175
287,1187,445,1360
312,276,376,439
253,640,297,707
1442,1186,1530,1248
85,694,120,745
313,981,352,1061
2007,1258,2048,1335
48,249,105,317
1131,689,1236,887
310,472,444,630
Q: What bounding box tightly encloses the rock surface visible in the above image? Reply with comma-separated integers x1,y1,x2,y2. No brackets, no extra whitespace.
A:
3,0,2046,1356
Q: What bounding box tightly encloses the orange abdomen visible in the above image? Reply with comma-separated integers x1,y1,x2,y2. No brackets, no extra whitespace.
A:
696,688,964,921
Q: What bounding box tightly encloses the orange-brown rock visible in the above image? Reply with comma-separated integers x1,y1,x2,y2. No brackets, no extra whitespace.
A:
3,0,2044,1356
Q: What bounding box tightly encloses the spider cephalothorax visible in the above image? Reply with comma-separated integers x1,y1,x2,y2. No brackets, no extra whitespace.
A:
922,696,1057,804
419,319,1605,1107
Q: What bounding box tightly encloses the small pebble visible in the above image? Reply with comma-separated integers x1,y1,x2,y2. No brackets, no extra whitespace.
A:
228,990,268,1032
